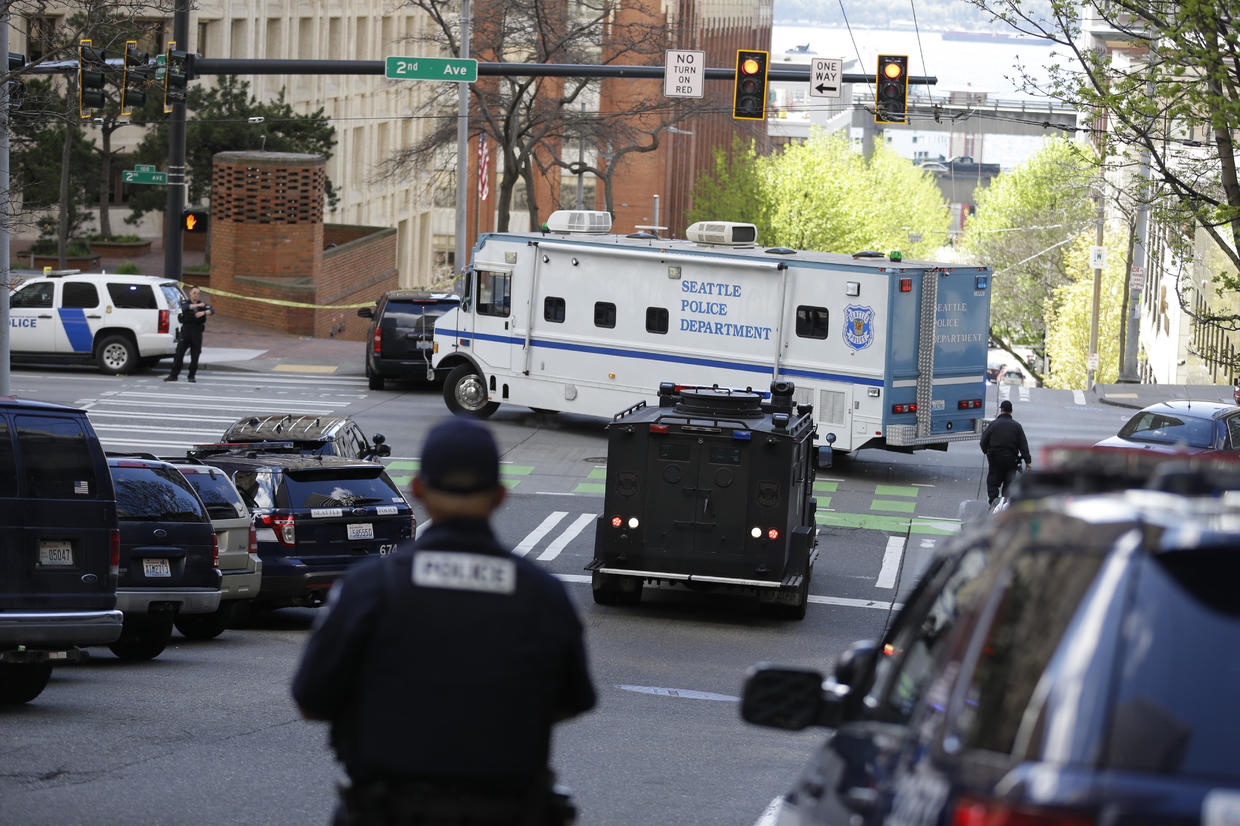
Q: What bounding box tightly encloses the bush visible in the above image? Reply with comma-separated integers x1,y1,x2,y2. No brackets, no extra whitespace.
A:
113,261,143,275
86,233,144,243
29,238,92,257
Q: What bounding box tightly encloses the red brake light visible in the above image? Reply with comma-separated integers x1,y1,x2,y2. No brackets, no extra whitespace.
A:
767,527,780,540
892,403,918,414
259,513,296,547
899,278,913,292
158,309,170,334
372,328,382,355
247,523,258,554
611,515,623,528
951,796,1094,826
958,399,983,410
212,533,219,568
650,424,669,434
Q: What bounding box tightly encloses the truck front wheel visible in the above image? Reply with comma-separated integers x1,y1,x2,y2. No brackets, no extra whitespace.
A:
444,364,499,418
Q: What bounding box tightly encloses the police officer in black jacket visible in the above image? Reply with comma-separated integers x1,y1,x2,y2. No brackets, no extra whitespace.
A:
164,286,214,382
980,398,1032,505
292,417,597,825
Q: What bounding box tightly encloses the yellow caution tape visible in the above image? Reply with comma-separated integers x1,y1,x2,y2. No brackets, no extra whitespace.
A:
178,282,375,310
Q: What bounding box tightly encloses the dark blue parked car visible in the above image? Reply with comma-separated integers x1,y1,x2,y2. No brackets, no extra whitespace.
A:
741,450,1240,826
195,452,414,610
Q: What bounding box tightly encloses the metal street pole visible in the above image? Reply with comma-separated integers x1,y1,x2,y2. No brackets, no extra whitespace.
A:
1121,84,1155,384
164,0,189,281
454,0,470,276
1087,186,1105,390
0,10,11,397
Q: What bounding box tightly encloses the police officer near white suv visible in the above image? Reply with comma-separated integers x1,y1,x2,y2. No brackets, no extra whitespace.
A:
292,417,596,825
165,286,214,382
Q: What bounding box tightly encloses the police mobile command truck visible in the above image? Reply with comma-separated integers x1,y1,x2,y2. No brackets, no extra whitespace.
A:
9,271,185,374
432,211,993,458
590,381,819,619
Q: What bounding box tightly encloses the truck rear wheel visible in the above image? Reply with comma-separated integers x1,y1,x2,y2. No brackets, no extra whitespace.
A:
591,571,642,606
761,565,811,621
444,364,498,418
109,615,173,661
96,334,137,374
174,602,236,641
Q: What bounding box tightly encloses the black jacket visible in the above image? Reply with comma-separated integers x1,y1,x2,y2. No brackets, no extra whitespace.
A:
980,412,1031,465
291,519,596,785
178,298,213,332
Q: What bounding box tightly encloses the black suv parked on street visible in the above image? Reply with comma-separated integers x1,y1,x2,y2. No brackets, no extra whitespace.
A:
201,414,391,461
740,448,1240,826
108,457,221,660
358,290,459,389
0,399,123,704
195,451,415,609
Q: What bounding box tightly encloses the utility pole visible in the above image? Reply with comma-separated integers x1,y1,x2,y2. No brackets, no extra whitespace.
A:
453,0,470,276
163,0,189,281
0,9,11,397
1120,84,1155,384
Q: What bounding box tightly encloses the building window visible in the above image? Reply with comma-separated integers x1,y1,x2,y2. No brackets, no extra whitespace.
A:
594,301,616,329
645,306,668,334
544,296,566,323
796,306,829,339
26,16,58,63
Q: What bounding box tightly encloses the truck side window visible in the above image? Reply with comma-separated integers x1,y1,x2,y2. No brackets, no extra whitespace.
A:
11,282,53,309
62,282,100,309
595,302,616,329
476,271,511,317
106,283,158,309
544,296,566,323
646,307,668,334
796,306,829,339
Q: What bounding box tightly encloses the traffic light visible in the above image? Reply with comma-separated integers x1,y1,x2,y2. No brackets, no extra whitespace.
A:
121,40,149,115
7,53,25,113
164,45,188,110
182,208,208,234
732,49,769,121
875,55,909,125
78,39,108,118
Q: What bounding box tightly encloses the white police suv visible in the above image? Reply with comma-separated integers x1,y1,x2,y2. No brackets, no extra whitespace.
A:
9,271,186,374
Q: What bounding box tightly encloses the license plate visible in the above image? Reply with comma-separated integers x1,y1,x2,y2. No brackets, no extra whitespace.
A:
347,523,374,540
38,540,74,566
416,340,434,349
143,558,172,577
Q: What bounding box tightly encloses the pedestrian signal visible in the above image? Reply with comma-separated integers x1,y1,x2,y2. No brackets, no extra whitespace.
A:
732,50,768,121
182,209,208,234
875,55,909,124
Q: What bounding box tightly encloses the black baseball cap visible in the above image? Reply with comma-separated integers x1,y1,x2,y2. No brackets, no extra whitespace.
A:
999,399,1013,412
419,418,501,494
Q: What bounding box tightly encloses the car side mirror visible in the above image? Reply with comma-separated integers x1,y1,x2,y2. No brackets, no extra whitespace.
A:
832,639,879,690
357,307,374,318
740,664,847,731
375,444,391,457
817,432,837,469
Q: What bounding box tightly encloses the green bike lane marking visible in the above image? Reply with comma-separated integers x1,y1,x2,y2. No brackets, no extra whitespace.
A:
384,460,533,490
816,511,960,535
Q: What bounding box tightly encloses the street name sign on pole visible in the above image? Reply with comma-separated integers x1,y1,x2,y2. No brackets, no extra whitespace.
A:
664,50,705,98
124,166,167,185
385,56,478,82
809,57,842,98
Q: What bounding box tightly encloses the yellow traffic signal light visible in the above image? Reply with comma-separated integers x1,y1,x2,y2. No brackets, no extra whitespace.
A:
875,55,909,124
182,208,208,234
121,40,149,116
78,39,107,119
732,49,769,121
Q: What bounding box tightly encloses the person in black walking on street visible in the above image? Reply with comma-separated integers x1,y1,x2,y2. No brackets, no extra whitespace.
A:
292,417,597,826
980,398,1032,505
165,286,214,382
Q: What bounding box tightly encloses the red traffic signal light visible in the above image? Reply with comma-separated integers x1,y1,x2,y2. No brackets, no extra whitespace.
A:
875,55,909,124
182,208,208,234
732,49,769,121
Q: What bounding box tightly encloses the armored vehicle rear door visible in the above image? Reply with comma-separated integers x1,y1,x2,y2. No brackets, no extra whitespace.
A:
646,431,751,558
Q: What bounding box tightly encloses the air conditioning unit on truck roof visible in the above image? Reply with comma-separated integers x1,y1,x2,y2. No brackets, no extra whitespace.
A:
685,221,758,247
544,210,612,233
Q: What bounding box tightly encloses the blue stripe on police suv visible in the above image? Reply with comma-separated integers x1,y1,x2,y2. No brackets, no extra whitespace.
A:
58,308,95,353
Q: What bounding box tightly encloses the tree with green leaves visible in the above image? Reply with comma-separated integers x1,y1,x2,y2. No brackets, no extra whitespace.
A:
957,139,1097,383
125,76,338,223
1043,233,1129,389
688,132,950,259
964,0,1240,330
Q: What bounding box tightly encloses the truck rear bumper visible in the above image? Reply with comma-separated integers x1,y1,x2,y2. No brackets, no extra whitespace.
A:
591,565,800,589
116,588,222,615
884,419,985,447
0,609,125,648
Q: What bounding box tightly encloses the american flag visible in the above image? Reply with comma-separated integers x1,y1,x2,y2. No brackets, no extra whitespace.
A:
478,133,490,202
74,480,89,495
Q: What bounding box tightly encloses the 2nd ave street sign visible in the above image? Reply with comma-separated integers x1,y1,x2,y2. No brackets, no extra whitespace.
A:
385,56,478,82
124,165,167,185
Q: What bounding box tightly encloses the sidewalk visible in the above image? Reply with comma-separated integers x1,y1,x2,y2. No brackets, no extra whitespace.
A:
1092,382,1237,410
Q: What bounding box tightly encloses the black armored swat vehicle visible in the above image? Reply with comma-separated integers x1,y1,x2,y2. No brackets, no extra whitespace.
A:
588,381,819,619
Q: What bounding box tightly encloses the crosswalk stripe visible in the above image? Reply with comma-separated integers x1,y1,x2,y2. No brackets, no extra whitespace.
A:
537,513,596,562
514,512,568,557
876,536,904,588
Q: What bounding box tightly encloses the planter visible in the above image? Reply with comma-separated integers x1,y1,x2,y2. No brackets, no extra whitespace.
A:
89,240,152,257
28,253,102,271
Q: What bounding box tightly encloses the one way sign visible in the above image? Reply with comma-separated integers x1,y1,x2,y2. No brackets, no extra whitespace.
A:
809,57,842,98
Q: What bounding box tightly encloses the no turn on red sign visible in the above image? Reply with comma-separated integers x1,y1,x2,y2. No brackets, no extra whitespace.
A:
664,50,705,98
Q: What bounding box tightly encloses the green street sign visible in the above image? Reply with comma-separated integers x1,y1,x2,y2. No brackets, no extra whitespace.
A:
385,56,478,82
124,168,167,185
